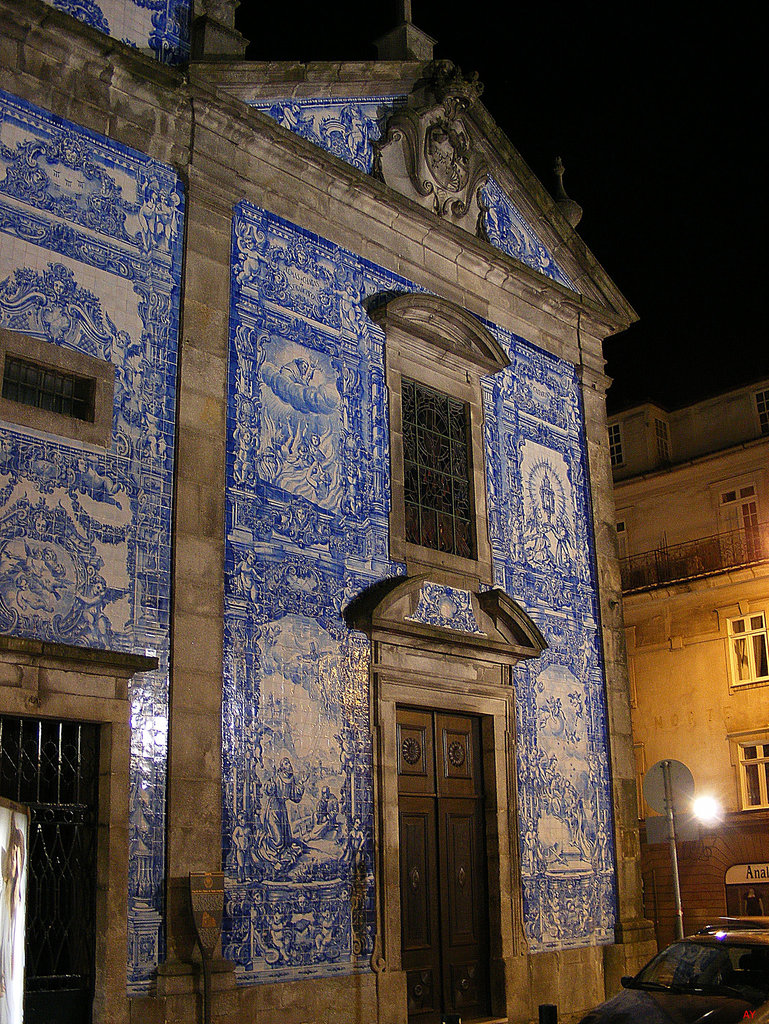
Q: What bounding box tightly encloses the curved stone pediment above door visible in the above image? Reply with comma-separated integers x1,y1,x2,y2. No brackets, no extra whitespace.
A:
345,574,546,691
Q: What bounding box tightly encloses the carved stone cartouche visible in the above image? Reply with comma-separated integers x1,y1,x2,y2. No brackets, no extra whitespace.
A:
373,61,488,232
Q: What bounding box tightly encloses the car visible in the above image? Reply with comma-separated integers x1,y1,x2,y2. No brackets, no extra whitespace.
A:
577,920,769,1023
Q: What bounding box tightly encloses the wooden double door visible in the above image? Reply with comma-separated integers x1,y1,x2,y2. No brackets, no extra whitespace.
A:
397,708,490,1023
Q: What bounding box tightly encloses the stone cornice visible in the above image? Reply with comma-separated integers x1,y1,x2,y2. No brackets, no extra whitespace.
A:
4,0,180,90
191,58,425,100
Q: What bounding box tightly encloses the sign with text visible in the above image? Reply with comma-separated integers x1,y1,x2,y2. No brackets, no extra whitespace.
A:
725,863,769,917
726,863,769,885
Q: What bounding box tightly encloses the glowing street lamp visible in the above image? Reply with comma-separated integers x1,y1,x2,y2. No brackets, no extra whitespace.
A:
692,794,722,825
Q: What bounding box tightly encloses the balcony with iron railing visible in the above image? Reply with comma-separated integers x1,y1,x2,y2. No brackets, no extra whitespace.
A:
620,521,769,592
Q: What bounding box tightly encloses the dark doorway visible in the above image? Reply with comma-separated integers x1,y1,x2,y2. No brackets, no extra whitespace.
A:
0,715,99,1024
397,708,490,1023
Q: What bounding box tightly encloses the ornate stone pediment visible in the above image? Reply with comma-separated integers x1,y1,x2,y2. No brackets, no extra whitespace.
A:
373,60,489,233
344,574,547,664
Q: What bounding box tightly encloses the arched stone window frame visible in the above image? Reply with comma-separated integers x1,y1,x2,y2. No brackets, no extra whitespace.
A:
368,293,509,587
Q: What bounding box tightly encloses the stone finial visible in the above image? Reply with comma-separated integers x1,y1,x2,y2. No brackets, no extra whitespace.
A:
554,157,583,229
374,1,436,61
191,0,249,58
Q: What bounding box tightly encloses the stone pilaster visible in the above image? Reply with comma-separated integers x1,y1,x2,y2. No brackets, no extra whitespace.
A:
577,349,657,987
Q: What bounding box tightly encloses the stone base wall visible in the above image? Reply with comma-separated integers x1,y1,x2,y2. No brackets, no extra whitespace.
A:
128,936,663,1024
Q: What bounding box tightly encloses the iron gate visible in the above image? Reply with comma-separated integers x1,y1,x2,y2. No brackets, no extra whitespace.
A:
0,715,99,1024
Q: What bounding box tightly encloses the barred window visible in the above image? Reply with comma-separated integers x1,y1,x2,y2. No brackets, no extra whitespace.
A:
2,355,94,422
402,378,474,559
373,292,507,581
0,329,113,447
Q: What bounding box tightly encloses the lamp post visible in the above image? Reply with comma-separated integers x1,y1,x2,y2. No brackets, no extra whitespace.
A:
643,759,694,941
644,760,724,942
662,760,685,940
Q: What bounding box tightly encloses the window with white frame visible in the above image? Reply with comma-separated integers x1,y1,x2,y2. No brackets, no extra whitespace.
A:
728,612,769,685
738,740,769,809
721,485,757,506
756,389,769,435
608,422,623,466
654,417,670,462
720,485,761,561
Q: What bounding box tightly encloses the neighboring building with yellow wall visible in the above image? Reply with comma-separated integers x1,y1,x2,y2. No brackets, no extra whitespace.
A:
610,379,769,944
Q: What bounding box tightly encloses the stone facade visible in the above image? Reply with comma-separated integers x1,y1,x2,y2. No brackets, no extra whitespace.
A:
0,1,654,1021
610,381,769,947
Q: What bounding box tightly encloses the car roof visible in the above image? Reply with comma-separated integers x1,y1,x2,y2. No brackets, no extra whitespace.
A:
692,918,769,945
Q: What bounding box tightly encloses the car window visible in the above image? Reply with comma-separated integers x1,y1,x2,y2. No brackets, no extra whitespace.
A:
641,941,723,985
637,940,769,1001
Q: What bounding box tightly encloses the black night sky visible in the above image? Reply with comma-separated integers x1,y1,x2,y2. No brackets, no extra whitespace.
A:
235,1,767,414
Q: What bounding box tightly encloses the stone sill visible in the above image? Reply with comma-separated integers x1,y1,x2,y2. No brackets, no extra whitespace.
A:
0,636,157,675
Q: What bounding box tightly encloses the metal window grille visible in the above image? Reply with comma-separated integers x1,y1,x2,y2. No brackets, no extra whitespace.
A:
2,356,93,422
0,716,99,1022
402,377,475,558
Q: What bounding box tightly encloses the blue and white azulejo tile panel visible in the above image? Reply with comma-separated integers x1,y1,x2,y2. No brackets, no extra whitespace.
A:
480,176,575,290
247,96,576,291
246,97,407,175
484,329,616,950
224,199,616,976
406,582,486,635
40,0,190,64
224,202,407,983
0,89,183,992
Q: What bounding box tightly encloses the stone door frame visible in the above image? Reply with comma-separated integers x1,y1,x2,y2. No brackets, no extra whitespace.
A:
345,575,546,1021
